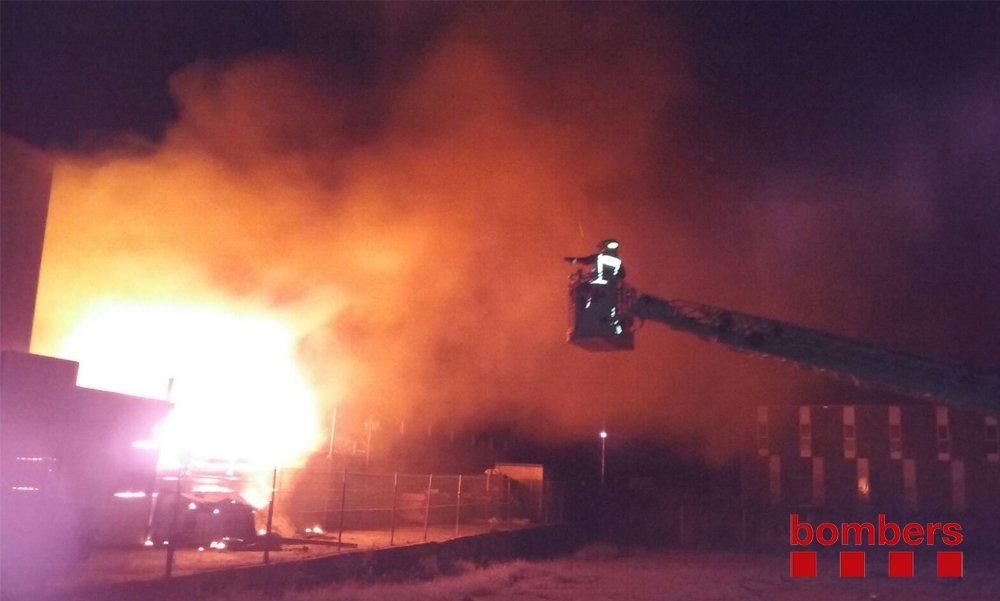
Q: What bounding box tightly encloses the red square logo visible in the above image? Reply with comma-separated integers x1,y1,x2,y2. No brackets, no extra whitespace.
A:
937,551,963,578
839,551,865,578
790,551,817,578
888,551,914,578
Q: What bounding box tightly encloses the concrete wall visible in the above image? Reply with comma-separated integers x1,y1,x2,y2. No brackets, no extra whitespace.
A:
0,135,52,352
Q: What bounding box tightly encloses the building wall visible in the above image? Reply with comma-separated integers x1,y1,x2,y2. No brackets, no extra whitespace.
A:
0,135,52,352
745,402,1000,517
1,350,171,555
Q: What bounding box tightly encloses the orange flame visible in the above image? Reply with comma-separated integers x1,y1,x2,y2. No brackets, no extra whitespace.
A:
54,299,321,471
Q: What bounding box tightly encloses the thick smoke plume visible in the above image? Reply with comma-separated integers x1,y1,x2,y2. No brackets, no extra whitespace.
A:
32,6,1000,461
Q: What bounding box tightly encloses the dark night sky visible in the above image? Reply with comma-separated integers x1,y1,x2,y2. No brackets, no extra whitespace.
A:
5,4,998,154
4,1,999,346
3,3,999,448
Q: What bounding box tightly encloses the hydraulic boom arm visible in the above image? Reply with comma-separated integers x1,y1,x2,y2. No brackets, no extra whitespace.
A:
630,293,1000,413
565,250,1000,412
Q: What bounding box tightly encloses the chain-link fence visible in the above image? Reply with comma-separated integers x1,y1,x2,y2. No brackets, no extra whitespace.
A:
139,469,563,579
275,469,563,547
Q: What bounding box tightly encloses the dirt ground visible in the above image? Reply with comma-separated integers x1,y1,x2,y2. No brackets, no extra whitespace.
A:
217,546,1000,601
3,524,520,599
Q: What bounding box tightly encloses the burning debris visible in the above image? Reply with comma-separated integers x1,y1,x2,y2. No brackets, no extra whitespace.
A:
147,489,256,549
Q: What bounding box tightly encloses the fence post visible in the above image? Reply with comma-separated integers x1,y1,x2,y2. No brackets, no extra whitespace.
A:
485,471,491,522
423,474,433,542
454,474,463,537
539,480,546,523
504,477,511,526
337,470,347,552
164,471,182,577
740,506,747,551
264,466,277,564
389,472,398,546
321,465,333,531
678,504,685,546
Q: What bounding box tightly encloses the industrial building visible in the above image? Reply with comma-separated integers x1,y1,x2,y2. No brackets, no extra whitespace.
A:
1,136,170,585
744,402,1000,514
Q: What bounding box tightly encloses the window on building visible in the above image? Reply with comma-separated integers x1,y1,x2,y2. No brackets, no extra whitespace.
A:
935,407,950,461
903,458,918,513
756,406,769,457
769,454,781,505
843,406,857,459
799,406,812,458
812,456,824,507
951,460,966,512
888,406,903,460
857,458,870,503
986,416,999,463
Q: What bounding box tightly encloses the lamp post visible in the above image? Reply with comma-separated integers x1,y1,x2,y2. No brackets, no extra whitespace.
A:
599,430,608,488
364,416,379,471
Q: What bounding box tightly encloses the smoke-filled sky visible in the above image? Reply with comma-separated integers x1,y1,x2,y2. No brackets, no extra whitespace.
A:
4,4,999,459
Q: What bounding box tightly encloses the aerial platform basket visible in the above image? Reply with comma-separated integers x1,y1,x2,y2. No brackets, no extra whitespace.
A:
567,271,634,351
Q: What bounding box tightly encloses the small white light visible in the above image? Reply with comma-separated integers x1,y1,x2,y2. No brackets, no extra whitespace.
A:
188,502,197,510
258,528,267,536
198,546,205,552
305,527,313,533
313,525,323,534
163,540,169,546
143,539,154,547
607,241,619,249
600,431,608,439
114,491,147,499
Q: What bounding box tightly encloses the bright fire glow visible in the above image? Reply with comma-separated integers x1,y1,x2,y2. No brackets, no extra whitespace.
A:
55,300,320,471
191,483,233,494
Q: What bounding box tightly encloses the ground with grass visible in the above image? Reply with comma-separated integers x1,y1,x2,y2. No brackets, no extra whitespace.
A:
217,545,1000,601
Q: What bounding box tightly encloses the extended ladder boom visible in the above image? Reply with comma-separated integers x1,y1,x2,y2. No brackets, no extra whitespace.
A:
631,294,1000,413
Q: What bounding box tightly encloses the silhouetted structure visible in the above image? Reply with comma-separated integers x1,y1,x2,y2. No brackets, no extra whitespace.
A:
1,136,171,589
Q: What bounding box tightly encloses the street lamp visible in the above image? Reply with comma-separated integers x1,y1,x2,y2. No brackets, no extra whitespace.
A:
364,416,380,471
599,430,608,487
